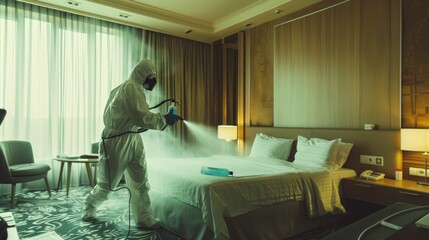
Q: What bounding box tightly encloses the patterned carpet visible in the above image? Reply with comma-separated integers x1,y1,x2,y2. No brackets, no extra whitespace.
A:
0,186,181,240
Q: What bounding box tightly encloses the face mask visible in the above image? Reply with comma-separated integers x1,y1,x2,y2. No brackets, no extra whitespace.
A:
143,76,157,91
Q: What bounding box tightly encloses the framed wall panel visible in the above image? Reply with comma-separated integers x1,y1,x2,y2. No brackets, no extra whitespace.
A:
272,0,400,129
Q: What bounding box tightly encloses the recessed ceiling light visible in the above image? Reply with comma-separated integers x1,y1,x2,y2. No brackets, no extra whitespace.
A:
66,1,80,7
119,13,130,19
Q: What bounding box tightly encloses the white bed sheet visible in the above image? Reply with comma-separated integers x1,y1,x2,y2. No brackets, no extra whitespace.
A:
146,155,356,240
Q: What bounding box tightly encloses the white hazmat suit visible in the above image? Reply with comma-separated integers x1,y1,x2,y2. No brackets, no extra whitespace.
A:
83,59,166,228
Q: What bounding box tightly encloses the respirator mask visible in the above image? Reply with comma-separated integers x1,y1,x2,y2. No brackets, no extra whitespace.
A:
143,75,157,91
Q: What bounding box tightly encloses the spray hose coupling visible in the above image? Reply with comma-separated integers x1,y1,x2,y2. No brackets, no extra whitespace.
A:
149,98,179,110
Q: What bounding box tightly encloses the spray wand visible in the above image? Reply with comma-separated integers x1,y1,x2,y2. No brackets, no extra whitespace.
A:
103,99,183,138
159,101,183,131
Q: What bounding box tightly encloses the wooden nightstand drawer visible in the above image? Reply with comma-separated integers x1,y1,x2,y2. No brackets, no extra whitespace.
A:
342,177,429,206
387,188,429,205
343,178,388,205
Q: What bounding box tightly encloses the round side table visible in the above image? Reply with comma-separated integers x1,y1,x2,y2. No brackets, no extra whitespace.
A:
53,156,99,197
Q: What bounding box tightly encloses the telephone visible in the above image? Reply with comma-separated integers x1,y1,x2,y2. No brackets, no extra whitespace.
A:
360,170,385,181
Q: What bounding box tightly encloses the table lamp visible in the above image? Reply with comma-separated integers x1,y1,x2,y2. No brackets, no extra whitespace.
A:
217,125,237,142
401,128,429,186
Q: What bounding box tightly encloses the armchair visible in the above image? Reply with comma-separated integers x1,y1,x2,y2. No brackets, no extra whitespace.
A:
0,140,51,208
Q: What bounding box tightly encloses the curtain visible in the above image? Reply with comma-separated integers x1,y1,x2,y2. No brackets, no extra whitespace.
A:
141,31,215,125
0,0,216,195
140,31,221,158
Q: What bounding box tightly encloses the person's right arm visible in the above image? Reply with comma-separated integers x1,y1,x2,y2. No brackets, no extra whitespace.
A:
123,82,166,130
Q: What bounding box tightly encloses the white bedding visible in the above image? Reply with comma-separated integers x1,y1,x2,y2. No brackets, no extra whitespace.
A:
146,155,356,240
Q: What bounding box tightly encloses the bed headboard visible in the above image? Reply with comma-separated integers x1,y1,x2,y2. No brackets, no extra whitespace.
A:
244,127,401,179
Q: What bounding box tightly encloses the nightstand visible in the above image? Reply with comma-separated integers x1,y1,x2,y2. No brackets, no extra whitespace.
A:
342,177,429,206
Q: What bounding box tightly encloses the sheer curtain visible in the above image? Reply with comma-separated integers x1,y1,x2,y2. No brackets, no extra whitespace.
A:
0,0,142,194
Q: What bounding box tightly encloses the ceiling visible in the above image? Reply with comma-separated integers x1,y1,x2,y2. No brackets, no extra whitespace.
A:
20,0,323,43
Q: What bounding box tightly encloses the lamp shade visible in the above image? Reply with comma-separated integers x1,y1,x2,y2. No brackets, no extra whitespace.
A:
217,125,237,141
401,128,429,152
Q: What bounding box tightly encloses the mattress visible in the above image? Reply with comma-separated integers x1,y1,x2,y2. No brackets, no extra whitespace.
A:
147,155,356,239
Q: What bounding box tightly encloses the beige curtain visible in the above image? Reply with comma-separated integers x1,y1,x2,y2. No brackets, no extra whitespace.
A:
140,31,221,155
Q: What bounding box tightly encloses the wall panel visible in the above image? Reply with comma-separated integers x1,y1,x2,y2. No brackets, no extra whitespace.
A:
401,0,429,179
249,22,274,126
247,0,400,129
402,0,429,128
273,0,400,129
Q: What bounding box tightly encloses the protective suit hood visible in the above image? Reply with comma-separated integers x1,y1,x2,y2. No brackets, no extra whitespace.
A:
129,59,157,86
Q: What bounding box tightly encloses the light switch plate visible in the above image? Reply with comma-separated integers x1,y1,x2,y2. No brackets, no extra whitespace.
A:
360,155,384,166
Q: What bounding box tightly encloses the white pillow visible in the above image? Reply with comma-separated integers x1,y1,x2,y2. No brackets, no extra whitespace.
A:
335,142,353,168
312,138,353,170
250,133,294,160
293,136,341,170
310,137,353,169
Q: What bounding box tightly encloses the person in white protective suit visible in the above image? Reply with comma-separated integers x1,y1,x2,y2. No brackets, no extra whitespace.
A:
82,59,180,229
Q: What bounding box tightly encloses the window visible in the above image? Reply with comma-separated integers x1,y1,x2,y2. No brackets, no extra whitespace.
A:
0,1,142,156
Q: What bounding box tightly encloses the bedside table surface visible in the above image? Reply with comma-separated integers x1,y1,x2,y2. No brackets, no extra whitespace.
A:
343,177,429,206
345,177,429,194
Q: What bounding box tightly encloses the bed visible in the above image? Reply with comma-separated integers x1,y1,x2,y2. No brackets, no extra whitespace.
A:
146,127,400,240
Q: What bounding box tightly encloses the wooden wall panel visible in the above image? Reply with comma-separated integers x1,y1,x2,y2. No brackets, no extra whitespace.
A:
249,22,274,126
402,0,429,128
272,0,400,129
390,0,401,127
358,0,400,130
247,0,340,127
274,1,359,128
247,0,400,129
401,0,429,180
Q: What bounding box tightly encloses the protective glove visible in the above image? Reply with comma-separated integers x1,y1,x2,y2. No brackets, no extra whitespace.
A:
164,113,180,126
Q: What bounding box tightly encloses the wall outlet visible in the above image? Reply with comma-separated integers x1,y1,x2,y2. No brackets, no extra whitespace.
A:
360,155,384,166
409,167,428,177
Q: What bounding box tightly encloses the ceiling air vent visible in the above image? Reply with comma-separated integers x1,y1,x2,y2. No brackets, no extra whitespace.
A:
119,13,130,19
66,1,80,7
